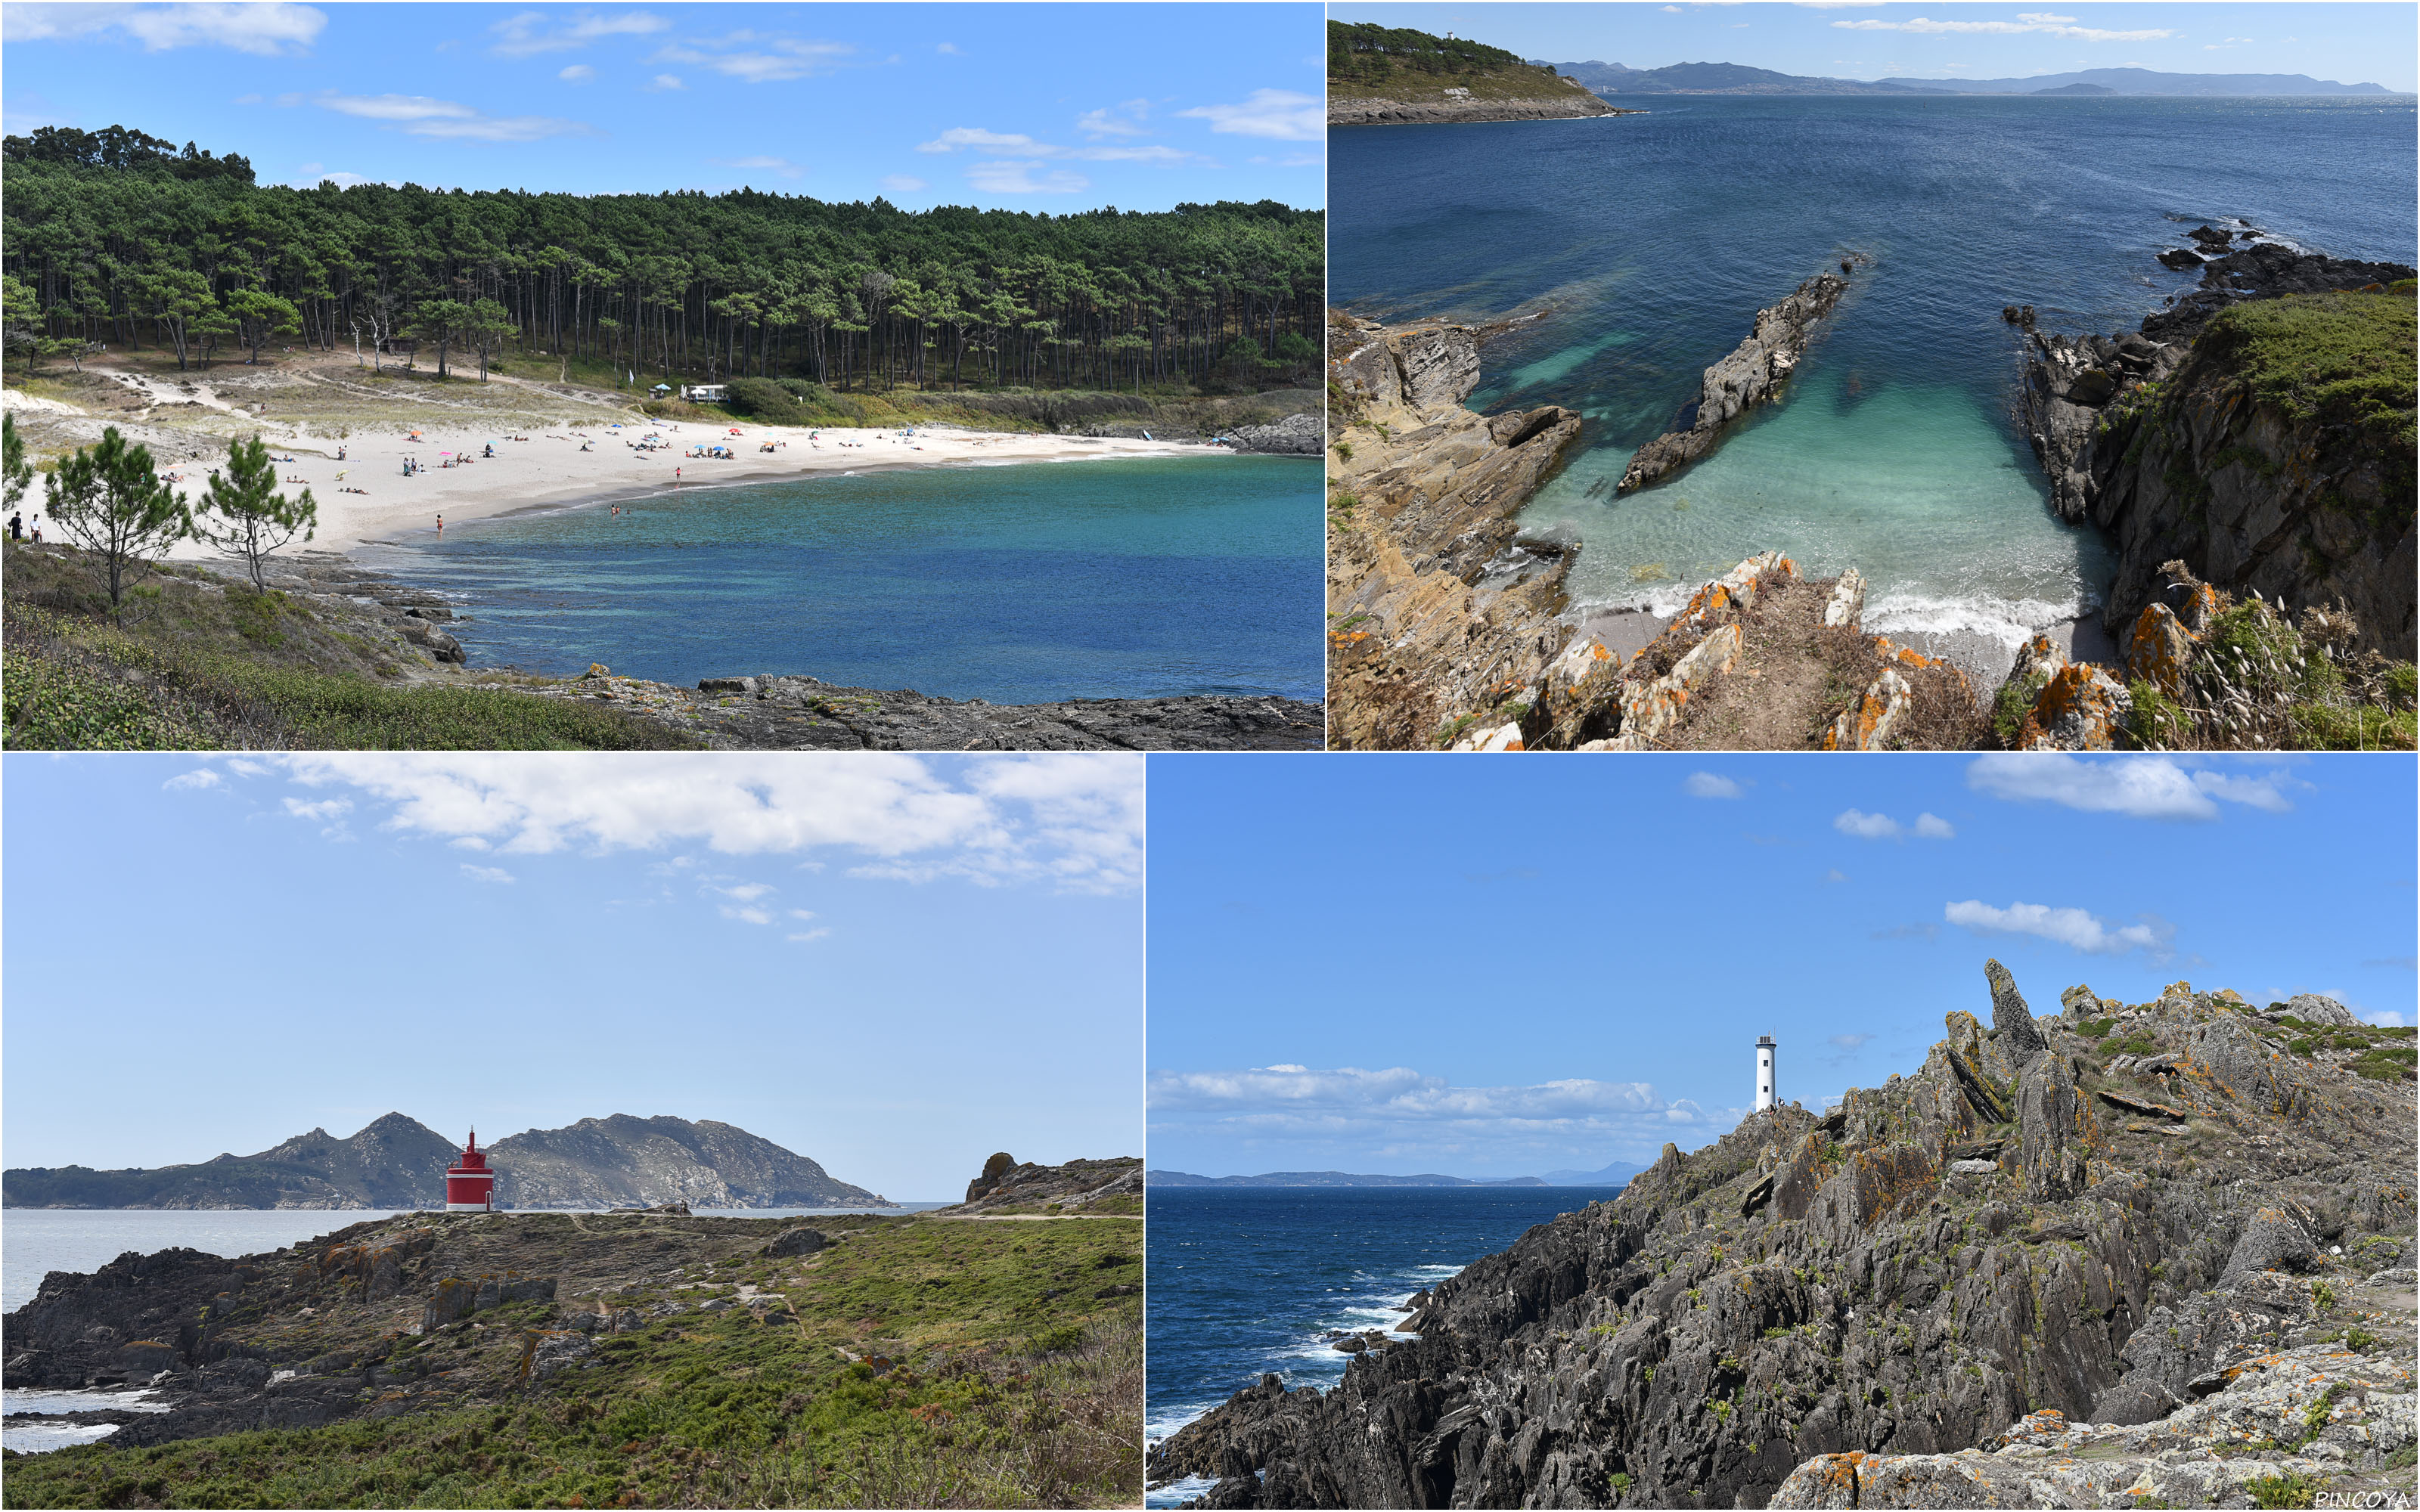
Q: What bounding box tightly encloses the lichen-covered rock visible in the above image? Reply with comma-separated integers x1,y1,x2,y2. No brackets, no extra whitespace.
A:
1823,568,1866,630
2015,662,2133,750
2125,602,2198,699
1822,666,1910,751
1447,721,1525,752
1537,633,1625,748
2285,993,2361,1028
2017,1049,2094,1201
1987,959,2050,1070
1612,622,1744,748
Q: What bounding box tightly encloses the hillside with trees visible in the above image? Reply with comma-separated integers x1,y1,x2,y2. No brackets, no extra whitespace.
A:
1,128,1323,398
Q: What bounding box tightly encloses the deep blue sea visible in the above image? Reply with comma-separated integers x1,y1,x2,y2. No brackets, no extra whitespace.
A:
1332,95,2418,652
362,454,1323,702
1144,1186,1624,1506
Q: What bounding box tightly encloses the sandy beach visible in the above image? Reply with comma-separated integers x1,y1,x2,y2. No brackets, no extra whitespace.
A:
157,413,1232,556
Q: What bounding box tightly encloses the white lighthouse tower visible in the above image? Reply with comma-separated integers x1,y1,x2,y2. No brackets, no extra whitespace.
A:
1755,1035,1777,1112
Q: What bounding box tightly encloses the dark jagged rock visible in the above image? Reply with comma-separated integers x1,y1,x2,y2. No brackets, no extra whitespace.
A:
2018,240,2416,663
1618,272,1849,493
1146,963,2416,1509
1986,958,2049,1071
538,674,1323,751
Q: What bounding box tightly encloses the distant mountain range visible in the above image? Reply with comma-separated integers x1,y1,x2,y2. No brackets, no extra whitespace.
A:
1542,60,2399,97
2,1113,889,1210
1147,1163,1648,1189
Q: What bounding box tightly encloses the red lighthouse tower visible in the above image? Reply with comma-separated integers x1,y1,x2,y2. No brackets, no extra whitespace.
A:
445,1131,497,1213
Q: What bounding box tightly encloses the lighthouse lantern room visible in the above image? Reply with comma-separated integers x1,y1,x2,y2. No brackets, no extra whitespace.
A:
445,1131,497,1212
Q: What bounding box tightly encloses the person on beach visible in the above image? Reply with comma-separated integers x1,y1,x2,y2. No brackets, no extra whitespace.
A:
436,514,444,537
9,512,20,541
30,516,42,544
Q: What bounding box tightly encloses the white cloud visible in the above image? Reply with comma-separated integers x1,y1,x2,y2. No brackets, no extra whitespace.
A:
1151,1064,1685,1123
284,797,352,823
880,175,928,194
315,93,591,142
1834,808,1902,838
964,160,1089,195
5,2,326,55
491,9,668,57
1832,14,2173,40
1966,754,2295,820
558,64,594,82
653,33,852,83
1077,100,1150,139
1913,812,1956,839
256,753,1143,894
1684,771,1741,799
1946,899,2173,957
787,928,833,943
1176,88,1322,141
788,909,818,922
918,126,1044,154
713,882,774,902
460,864,515,885
719,904,774,925
644,73,683,91
163,768,221,791
713,155,801,178
1824,869,1849,883
1828,1033,1876,1051
2358,1009,2411,1027
935,40,961,55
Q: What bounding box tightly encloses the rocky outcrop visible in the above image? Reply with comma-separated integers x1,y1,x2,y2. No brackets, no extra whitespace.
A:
1227,411,1324,455
1324,309,1587,748
1773,1336,2415,1509
2017,242,2415,662
1148,964,2418,1509
942,1154,1143,1216
1619,271,1851,493
1329,93,1626,127
537,672,1324,751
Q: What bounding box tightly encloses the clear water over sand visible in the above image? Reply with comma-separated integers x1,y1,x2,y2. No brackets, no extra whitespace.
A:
1332,95,2418,651
368,453,1323,702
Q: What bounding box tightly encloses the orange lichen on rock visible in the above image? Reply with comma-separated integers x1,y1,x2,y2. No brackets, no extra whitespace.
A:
2015,662,2130,750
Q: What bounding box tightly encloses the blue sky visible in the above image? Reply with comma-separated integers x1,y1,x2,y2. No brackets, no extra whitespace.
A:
1,2,1325,208
2,754,1143,1201
1331,3,2418,93
1149,754,2418,1180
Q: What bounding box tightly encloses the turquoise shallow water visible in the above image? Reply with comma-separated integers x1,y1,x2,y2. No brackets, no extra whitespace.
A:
368,454,1323,702
1332,95,2418,649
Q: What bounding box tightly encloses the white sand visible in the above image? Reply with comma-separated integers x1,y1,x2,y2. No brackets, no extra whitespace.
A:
161,417,1230,555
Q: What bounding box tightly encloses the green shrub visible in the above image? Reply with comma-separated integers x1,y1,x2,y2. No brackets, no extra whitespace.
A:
721,376,797,419
2245,1471,2320,1508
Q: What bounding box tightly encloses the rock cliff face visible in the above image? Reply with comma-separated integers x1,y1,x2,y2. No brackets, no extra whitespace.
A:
2018,239,2415,662
1148,965,2417,1508
4,1114,887,1210
1620,271,1852,494
1324,310,1587,749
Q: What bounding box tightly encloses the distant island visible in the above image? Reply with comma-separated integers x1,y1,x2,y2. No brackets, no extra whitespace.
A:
1545,59,2398,96
1147,1164,1646,1189
2,1112,892,1210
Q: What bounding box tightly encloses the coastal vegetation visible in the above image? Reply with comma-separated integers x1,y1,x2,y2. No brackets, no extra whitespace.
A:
1,1210,1143,1509
2,544,691,751
1,125,1323,398
1326,20,1616,117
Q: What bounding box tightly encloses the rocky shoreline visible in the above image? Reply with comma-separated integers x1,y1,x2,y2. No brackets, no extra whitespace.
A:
533,671,1324,751
1150,968,2418,1507
1619,265,1857,493
1329,94,1633,127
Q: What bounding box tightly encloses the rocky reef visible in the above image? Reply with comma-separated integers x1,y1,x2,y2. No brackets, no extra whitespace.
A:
530,671,1324,751
1620,269,1854,494
1147,965,2418,1508
1323,309,1587,749
2016,232,2415,664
